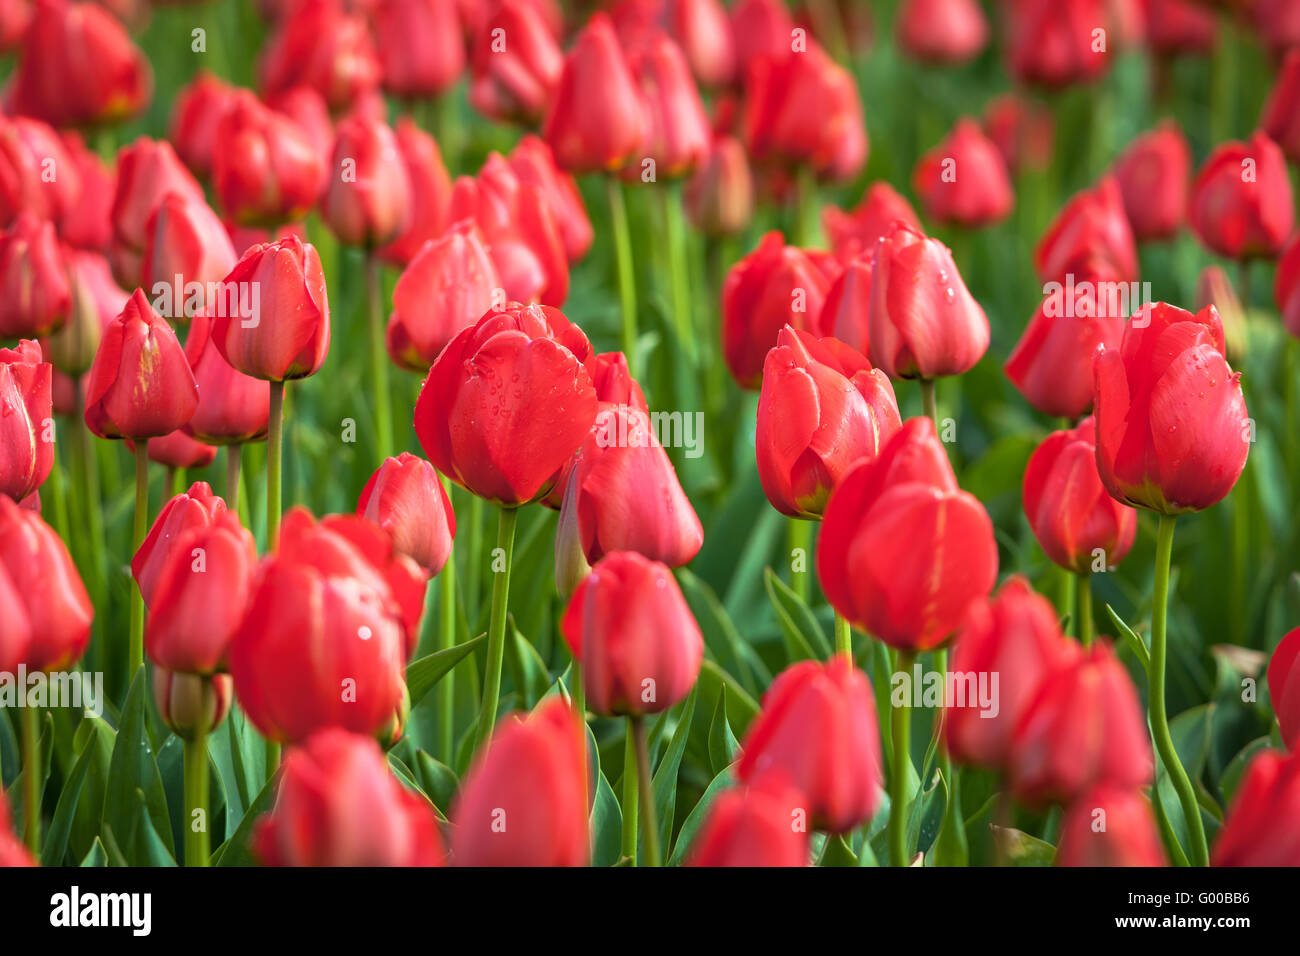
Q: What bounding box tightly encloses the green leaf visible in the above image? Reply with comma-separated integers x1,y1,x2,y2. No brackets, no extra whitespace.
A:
990,826,1056,866
763,567,826,662
213,769,280,867
641,687,698,860
101,670,174,864
506,619,551,710
40,726,98,866
930,767,969,866
696,659,759,738
679,570,767,695
706,691,738,776
819,833,858,867
1106,604,1151,672
413,750,458,815
69,715,115,861
591,770,623,868
666,766,735,866
1218,736,1270,805
406,633,486,709
79,837,107,867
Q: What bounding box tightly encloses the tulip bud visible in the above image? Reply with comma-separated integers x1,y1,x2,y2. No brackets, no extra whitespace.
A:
109,137,206,288
868,222,989,380
982,93,1054,176
469,0,564,126
58,131,114,253
0,346,53,506
259,0,380,112
376,119,452,267
1189,131,1293,261
630,34,711,180
1094,302,1249,514
0,494,92,671
508,135,593,265
817,417,998,651
44,250,125,378
1111,121,1191,241
169,70,237,179
1211,748,1300,865
731,0,794,65
685,135,754,238
735,655,882,833
1267,627,1300,750
897,0,989,65
944,577,1078,770
128,431,216,471
133,481,229,607
1005,0,1111,88
414,304,598,506
1056,786,1167,866
0,116,81,227
357,453,456,577
0,544,33,673
373,0,464,99
152,668,234,741
322,115,412,248
182,312,270,446
0,213,71,337
686,770,810,866
822,183,922,264
255,728,446,866
1262,50,1300,164
913,118,1013,228
141,193,239,323
1010,641,1154,805
1035,177,1138,284
666,0,736,88
0,788,36,867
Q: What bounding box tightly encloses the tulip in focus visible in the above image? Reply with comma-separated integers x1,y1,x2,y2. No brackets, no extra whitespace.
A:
1055,786,1166,866
1188,131,1294,261
357,453,456,576
132,481,229,607
183,312,271,446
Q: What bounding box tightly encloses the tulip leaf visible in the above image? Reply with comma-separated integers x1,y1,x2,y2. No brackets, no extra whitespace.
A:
506,619,551,710
7,709,52,843
101,670,174,863
679,570,767,695
666,766,735,866
1218,736,1270,805
641,687,697,861
763,567,828,662
989,826,1055,867
696,659,759,738
591,770,623,868
413,750,458,816
820,833,858,867
406,633,487,710
213,769,280,867
1106,604,1151,672
40,725,98,866
79,837,108,868
930,767,969,867
69,715,115,861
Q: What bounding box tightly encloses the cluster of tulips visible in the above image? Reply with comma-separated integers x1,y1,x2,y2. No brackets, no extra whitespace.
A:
1,0,1300,870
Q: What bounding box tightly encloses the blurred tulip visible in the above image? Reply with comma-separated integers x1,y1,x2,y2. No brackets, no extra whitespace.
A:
259,0,381,111
822,183,922,263
469,0,564,126
684,135,753,237
183,311,271,446
0,339,52,503
43,250,124,377
168,71,237,179
153,668,233,741
133,481,228,607
451,697,590,866
686,771,809,866
1189,131,1293,261
129,431,216,470
373,0,464,98
256,728,446,866
1264,51,1300,164
377,119,453,267
109,137,206,287
57,133,114,253
665,0,735,88
1112,121,1191,242
0,0,29,52
0,213,70,338
1035,177,1138,284
1268,627,1300,750
731,0,794,65
913,118,1013,227
1094,302,1249,514
0,116,81,228
982,93,1054,175
1144,0,1215,57
1211,748,1300,865
141,193,239,323
1004,0,1111,88
357,452,456,576
322,114,412,247
818,417,997,650
896,0,989,65
1056,785,1166,866
1274,233,1300,340
630,33,711,179
508,136,593,264
0,788,35,867
1255,0,1300,61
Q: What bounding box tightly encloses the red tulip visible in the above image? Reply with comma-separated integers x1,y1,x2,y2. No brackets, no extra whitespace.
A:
1023,416,1138,574
469,0,564,126
1145,0,1216,58
44,249,125,377
1004,0,1111,89
822,183,922,264
1268,627,1300,750
945,577,1079,772
1010,641,1154,805
982,93,1054,176
896,0,989,65
0,0,30,53
54,130,113,250
212,91,328,228
1055,785,1167,866
321,115,412,248
414,303,597,506
259,0,380,112
109,137,206,287
376,118,453,267
133,481,228,607
256,728,446,866
1035,177,1138,284
141,193,239,323
168,70,237,180
684,135,753,238
0,789,35,868
743,40,867,182
0,213,70,337
0,342,51,502
1255,0,1300,62
9,0,151,128
0,494,92,671
913,118,1013,227
868,222,989,380
145,510,257,675
735,655,881,834
451,696,590,866
182,311,271,446
1188,131,1294,261
129,431,216,471
686,771,810,866
630,34,711,179
211,235,331,382
1212,749,1300,865
373,0,464,99
1093,301,1249,514
508,136,593,264
1264,52,1300,166
0,116,81,227
731,0,794,65
357,452,456,576
0,543,31,673
1112,122,1192,242
818,417,997,651
1004,268,1127,418
265,84,335,158
755,327,901,518
153,668,233,740
1275,233,1300,341
83,288,198,440
722,231,833,389
666,0,735,88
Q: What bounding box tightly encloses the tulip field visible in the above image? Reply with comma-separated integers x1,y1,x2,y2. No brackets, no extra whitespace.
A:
2,0,1300,889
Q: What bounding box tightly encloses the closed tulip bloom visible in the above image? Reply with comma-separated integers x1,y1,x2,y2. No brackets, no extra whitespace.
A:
128,431,216,470
322,115,412,248
868,222,989,380
945,577,1078,771
1263,51,1300,162
1212,749,1300,865
818,417,997,650
508,136,593,264
58,131,114,253
1112,122,1191,241
0,340,51,504
414,304,597,506
630,34,711,179
182,312,270,446
756,327,901,519
822,183,922,264
543,14,648,174
897,0,989,65
666,0,735,88
212,92,328,228
0,554,32,674
1004,270,1127,418
211,235,331,382
983,93,1055,176
44,250,125,377
0,214,70,337
1267,627,1300,750
1010,641,1154,805
133,481,228,606
735,655,881,833
153,668,233,741
145,511,257,674
259,0,380,111
1189,132,1294,260
469,0,563,126
256,728,446,866
1004,0,1111,89
1275,233,1300,340
685,135,753,238
83,289,198,440
451,696,590,866
1093,302,1249,514
1035,177,1138,284
168,70,236,179
913,118,1013,227
0,495,92,671
722,231,833,389
109,138,206,287
686,771,809,866
377,119,453,267
141,193,239,323
373,0,464,98
819,254,875,357
731,0,794,66
0,116,81,227
561,550,702,716
9,0,151,128
1056,785,1166,866
266,84,335,158
357,453,456,576
0,0,29,57
0,789,36,868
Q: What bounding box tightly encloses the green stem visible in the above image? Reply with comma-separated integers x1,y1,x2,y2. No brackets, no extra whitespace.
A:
661,183,696,363
1077,573,1094,648
920,378,938,425
163,464,177,500
621,719,638,863
225,443,241,512
183,723,210,867
834,612,852,658
1150,515,1209,866
129,441,149,677
606,176,639,377
795,164,820,247
1238,260,1251,313
438,477,458,763
366,252,394,460
267,381,284,550
21,704,40,853
470,505,518,755
788,517,812,603
1058,564,1075,631
632,716,660,867
889,650,916,867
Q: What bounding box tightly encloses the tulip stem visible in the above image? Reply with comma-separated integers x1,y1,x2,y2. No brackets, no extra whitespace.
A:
21,704,40,853
183,719,210,867
1237,260,1251,312
471,505,518,756
226,444,241,512
631,716,660,867
889,650,916,867
1150,515,1209,867
1077,574,1094,648
621,721,638,864
164,464,177,500
268,381,284,550
75,383,107,612
919,378,938,425
788,518,812,602
794,164,820,248
606,176,639,377
660,183,696,363
834,613,852,658
438,477,458,762
365,252,395,460
129,441,149,677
